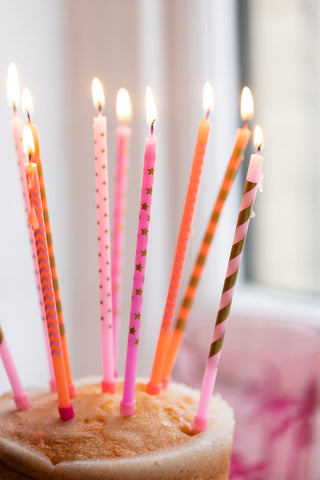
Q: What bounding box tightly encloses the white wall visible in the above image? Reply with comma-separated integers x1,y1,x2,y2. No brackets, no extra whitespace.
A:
0,0,70,393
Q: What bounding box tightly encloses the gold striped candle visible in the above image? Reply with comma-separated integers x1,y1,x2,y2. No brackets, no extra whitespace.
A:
193,126,264,432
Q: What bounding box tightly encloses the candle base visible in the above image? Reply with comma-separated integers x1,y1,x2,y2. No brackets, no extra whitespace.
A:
68,383,76,398
58,403,74,421
193,414,208,433
162,375,171,389
49,379,57,393
101,380,116,394
14,393,30,411
120,399,135,417
146,381,162,395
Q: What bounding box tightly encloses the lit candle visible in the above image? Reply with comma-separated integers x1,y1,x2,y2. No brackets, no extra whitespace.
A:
7,65,56,393
92,77,116,393
112,88,132,373
193,126,264,432
23,126,74,421
147,82,214,395
121,87,158,416
162,87,254,387
21,88,74,397
0,325,30,410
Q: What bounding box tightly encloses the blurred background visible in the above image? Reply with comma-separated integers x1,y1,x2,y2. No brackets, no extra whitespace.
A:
0,0,320,478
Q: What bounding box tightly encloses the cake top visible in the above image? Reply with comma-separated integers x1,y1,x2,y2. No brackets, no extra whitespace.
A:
0,381,203,466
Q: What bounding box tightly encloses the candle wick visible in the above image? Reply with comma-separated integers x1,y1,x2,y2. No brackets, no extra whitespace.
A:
98,104,102,115
205,109,210,120
12,104,17,114
257,144,262,153
243,121,248,129
27,111,31,122
151,118,156,134
28,152,32,163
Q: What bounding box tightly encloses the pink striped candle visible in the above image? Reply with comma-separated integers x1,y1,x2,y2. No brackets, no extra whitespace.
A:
193,126,264,432
92,78,116,394
0,325,30,410
7,66,55,392
121,87,158,416
112,88,132,373
147,82,214,395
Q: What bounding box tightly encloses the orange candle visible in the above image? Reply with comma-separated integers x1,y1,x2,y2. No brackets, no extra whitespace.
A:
21,89,75,398
147,83,214,395
23,126,73,421
162,87,254,387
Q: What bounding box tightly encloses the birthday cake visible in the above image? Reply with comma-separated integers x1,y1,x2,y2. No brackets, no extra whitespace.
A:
0,379,234,480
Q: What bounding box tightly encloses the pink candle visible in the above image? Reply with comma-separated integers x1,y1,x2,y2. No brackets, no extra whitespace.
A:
7,65,55,392
112,88,132,373
0,325,30,410
193,126,264,432
92,78,116,394
121,87,158,416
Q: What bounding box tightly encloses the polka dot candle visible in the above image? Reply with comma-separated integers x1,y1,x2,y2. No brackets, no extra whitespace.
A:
92,77,116,394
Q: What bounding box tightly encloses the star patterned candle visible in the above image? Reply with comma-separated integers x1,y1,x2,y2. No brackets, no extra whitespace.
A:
147,82,214,395
193,126,264,432
23,126,74,421
112,88,132,373
92,77,116,394
121,87,158,416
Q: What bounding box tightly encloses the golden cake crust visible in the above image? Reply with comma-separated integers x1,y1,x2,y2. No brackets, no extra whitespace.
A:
0,379,234,480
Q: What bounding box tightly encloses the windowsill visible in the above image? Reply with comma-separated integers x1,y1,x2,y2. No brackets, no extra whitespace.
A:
232,282,320,327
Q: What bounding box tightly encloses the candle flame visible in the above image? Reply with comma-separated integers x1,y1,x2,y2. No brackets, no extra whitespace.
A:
146,86,157,128
23,126,35,156
116,88,132,122
202,81,214,113
253,125,264,149
21,88,33,117
7,62,20,108
240,87,254,121
92,77,105,109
